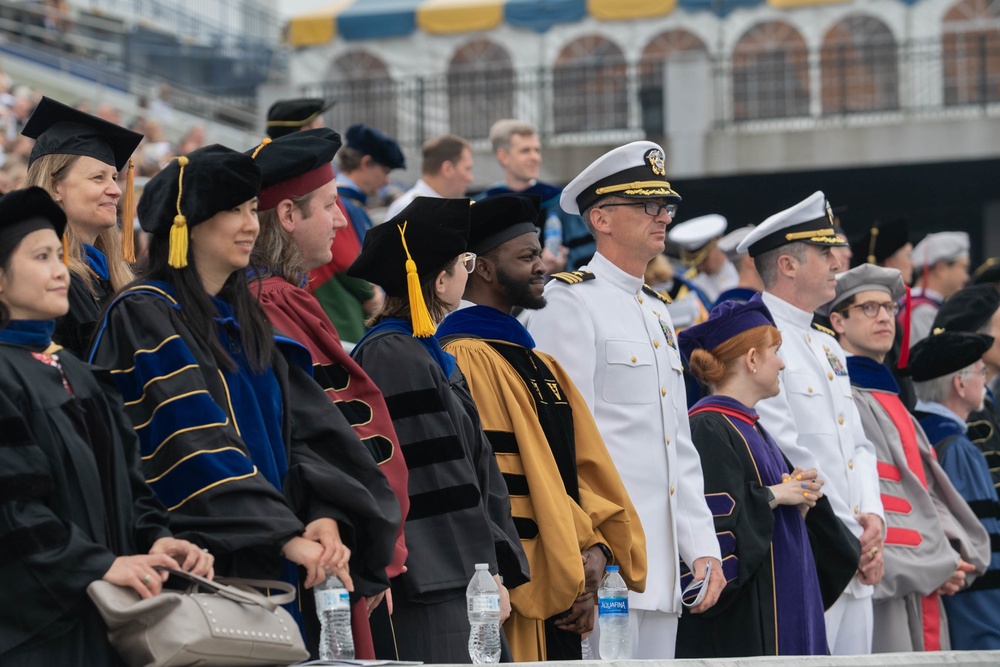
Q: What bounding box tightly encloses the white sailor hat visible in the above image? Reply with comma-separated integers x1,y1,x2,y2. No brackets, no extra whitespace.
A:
736,191,846,258
911,231,969,268
819,264,905,316
717,225,755,258
669,214,727,266
560,140,680,217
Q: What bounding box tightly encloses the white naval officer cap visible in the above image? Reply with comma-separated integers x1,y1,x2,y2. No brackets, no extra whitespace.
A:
717,225,755,260
818,264,905,316
736,191,847,258
559,140,680,217
911,231,969,268
669,214,727,267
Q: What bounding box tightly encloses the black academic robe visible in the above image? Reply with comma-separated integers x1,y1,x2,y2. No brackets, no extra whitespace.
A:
53,271,109,359
352,321,529,664
88,283,399,644
967,391,1000,492
0,323,172,665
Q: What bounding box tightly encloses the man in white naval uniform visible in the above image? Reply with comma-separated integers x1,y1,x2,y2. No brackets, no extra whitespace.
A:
737,191,885,654
525,141,724,659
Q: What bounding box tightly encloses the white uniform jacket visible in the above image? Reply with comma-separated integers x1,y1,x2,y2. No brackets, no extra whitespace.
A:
525,252,721,614
755,292,884,599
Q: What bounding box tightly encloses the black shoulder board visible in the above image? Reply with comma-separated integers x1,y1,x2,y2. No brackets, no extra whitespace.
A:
550,270,595,285
812,321,836,337
642,284,672,304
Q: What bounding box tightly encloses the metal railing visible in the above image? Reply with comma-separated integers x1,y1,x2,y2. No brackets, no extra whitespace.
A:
303,36,1000,154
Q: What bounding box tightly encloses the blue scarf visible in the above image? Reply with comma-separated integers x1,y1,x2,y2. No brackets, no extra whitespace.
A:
357,317,456,378
0,319,55,347
437,305,536,349
846,355,900,394
83,244,109,281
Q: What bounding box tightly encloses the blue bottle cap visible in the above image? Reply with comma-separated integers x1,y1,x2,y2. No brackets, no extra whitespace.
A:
605,565,619,572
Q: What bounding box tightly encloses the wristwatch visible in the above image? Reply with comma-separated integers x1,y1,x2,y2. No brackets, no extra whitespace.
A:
594,542,613,564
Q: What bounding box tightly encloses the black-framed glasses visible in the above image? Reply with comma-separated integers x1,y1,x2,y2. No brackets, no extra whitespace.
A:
844,301,900,318
460,252,477,274
597,201,678,217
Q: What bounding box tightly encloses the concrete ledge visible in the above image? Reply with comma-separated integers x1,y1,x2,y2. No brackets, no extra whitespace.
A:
486,653,1000,667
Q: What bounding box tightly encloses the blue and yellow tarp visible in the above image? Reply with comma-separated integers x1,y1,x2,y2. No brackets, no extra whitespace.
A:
287,0,850,46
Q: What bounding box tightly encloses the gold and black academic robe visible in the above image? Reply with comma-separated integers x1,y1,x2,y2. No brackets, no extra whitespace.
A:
442,331,646,662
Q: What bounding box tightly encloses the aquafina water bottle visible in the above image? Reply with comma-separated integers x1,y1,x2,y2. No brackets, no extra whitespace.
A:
597,565,630,659
314,574,354,660
467,563,501,663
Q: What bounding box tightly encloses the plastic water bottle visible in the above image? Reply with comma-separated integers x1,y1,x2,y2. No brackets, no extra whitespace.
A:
543,213,563,256
466,563,501,664
314,574,354,660
597,565,631,659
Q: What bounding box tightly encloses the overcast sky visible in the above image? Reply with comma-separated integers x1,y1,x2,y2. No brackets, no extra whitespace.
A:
278,0,339,17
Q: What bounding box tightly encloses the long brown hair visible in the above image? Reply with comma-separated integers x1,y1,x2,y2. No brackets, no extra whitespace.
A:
250,192,314,285
688,324,782,389
25,153,134,294
366,257,459,328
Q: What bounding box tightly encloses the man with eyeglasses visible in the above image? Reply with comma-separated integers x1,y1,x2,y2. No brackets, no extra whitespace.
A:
438,193,646,661
909,330,1000,650
525,142,724,659
737,191,885,654
823,265,989,653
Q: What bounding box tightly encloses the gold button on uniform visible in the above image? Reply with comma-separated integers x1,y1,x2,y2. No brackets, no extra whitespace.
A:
807,387,813,393
637,295,644,304
854,505,860,515
665,436,671,445
631,355,637,363
661,387,667,397
654,340,660,349
848,460,854,470
807,334,812,343
827,372,834,381
670,486,675,496
838,416,845,425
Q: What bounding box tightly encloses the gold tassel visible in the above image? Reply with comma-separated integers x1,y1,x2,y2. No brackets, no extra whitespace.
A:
250,137,271,159
398,221,435,338
168,156,189,269
122,158,136,263
62,231,69,266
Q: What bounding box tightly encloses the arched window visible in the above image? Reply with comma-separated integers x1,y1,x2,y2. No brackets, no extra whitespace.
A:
732,21,809,121
942,0,1000,105
553,35,628,133
821,15,899,113
639,30,709,138
325,50,396,137
447,40,514,140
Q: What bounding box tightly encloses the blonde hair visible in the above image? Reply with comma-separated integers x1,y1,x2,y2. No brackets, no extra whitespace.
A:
25,153,134,293
688,324,782,389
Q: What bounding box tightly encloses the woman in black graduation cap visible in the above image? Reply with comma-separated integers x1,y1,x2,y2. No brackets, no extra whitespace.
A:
0,187,213,666
88,145,399,652
348,196,528,664
22,96,143,357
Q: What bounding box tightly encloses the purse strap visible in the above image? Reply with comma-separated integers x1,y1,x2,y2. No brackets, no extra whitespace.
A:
155,567,298,609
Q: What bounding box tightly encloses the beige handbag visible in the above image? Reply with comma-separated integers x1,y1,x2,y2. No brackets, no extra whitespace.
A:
87,568,309,667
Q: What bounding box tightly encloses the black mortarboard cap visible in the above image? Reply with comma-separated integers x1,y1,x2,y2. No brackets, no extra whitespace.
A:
348,196,469,298
906,330,993,382
468,193,542,255
22,96,143,171
0,187,68,265
265,97,335,139
248,128,342,209
345,124,405,170
138,145,260,268
849,217,910,267
972,258,1000,286
932,284,1000,334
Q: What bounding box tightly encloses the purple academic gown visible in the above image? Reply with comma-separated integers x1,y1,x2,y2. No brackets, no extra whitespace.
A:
678,395,827,656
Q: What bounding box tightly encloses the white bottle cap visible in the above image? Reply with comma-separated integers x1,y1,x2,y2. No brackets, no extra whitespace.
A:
475,563,490,571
